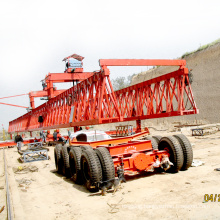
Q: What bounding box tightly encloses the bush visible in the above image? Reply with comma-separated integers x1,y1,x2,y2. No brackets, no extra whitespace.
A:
111,74,136,91
181,38,220,58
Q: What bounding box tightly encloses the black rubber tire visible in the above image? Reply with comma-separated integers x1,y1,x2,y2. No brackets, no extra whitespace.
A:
145,136,158,150
69,147,83,184
173,134,193,170
95,147,115,188
81,149,102,192
81,145,93,151
61,145,71,178
55,144,63,174
158,136,184,173
152,135,162,144
54,147,57,167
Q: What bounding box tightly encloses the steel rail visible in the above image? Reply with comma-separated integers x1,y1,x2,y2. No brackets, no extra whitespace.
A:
3,148,13,220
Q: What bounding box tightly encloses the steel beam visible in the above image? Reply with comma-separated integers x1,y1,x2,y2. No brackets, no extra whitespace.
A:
99,59,186,67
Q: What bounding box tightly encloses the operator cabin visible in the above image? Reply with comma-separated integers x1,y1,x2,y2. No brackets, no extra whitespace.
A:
65,58,82,71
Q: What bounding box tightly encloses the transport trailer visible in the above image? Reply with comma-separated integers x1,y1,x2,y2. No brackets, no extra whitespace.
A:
54,131,192,192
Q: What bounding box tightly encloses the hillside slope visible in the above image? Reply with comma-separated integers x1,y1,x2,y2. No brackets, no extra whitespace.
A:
131,42,220,125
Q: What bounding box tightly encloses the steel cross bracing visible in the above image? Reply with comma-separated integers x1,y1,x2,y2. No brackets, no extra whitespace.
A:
8,59,198,133
114,68,198,121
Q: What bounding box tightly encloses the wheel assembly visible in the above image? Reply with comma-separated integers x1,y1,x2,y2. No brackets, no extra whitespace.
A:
158,136,184,173
173,134,193,170
61,145,71,178
95,147,115,188
69,147,83,184
80,145,93,151
145,136,158,150
55,144,63,174
152,135,162,144
81,149,102,192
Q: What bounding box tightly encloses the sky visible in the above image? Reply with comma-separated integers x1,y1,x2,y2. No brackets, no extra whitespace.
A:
0,0,220,130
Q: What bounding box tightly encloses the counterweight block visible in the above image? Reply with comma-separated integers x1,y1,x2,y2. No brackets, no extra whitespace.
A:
132,153,150,171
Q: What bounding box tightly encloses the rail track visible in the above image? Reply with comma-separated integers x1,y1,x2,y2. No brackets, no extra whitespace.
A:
1,148,13,219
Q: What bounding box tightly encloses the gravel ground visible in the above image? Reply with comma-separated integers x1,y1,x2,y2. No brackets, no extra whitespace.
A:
1,130,220,220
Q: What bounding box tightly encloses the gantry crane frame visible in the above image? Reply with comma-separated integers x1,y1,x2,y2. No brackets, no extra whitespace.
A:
8,56,198,134
2,55,198,193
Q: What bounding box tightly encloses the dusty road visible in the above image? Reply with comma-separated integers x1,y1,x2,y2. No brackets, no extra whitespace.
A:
1,130,220,220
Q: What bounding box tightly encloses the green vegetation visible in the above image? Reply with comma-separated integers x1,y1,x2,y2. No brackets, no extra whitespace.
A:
112,38,220,88
181,38,220,58
111,73,136,91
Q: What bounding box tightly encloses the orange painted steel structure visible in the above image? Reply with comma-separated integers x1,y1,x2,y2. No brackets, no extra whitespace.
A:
0,139,40,148
5,57,197,178
28,54,93,109
70,131,149,147
69,131,169,175
70,131,170,175
8,59,198,134
107,141,169,173
29,71,93,109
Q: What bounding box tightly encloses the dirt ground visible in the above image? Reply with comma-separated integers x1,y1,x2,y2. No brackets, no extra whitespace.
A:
1,129,220,220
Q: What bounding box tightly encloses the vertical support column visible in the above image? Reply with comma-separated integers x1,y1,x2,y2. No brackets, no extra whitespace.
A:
30,131,32,137
29,93,35,109
48,81,54,99
136,119,142,133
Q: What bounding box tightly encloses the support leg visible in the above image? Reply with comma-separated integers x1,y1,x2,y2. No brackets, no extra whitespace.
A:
136,119,142,133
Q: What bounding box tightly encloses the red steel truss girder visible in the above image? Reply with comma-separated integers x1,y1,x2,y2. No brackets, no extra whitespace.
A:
8,71,122,132
8,68,198,133
8,60,198,133
112,68,198,122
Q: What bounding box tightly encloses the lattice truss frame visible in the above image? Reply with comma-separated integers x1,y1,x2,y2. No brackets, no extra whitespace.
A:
8,63,198,133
